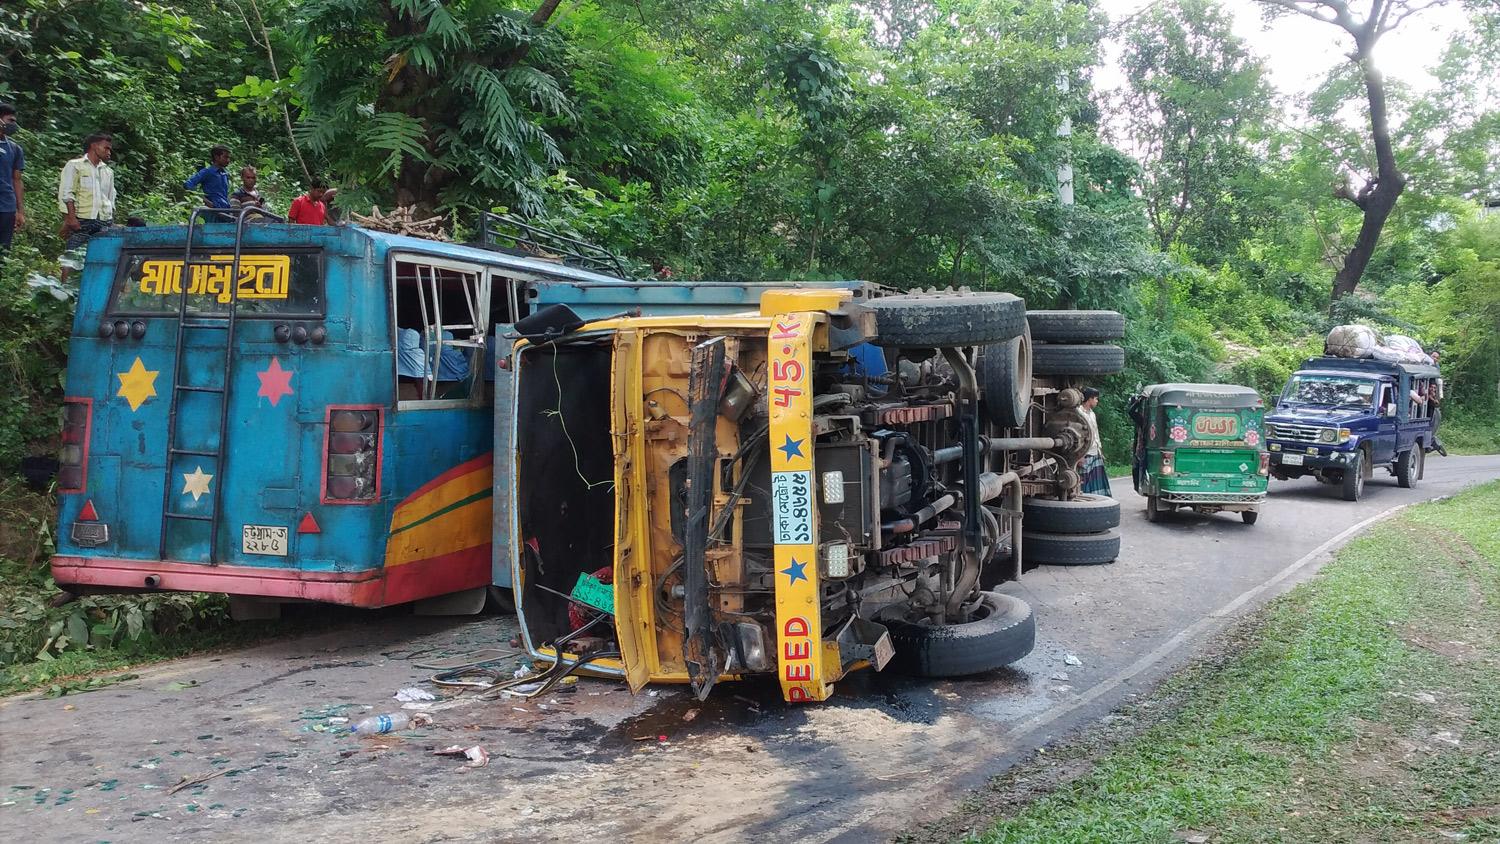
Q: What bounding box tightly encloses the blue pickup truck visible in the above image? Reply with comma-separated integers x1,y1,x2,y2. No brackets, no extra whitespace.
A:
1265,356,1441,500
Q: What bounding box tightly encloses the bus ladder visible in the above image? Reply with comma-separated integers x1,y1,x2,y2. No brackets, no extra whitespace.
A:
158,206,283,563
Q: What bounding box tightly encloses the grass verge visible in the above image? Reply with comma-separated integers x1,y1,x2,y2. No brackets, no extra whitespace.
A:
937,479,1500,844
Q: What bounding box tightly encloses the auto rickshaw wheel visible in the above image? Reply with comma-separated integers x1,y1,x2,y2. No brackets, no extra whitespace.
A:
881,591,1035,678
1242,510,1259,525
865,290,1027,348
1145,495,1161,522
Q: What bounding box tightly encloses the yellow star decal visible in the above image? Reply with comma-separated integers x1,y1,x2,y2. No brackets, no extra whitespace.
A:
182,466,214,502
116,356,159,412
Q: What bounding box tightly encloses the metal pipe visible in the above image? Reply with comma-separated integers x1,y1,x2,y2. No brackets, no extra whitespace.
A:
932,435,1061,465
882,493,957,535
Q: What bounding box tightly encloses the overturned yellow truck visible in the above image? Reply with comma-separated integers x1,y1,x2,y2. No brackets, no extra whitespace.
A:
507,287,1119,703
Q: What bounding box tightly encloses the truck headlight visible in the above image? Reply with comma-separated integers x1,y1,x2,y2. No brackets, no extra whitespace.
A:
1264,424,1276,438
821,470,845,504
822,542,851,578
1318,428,1337,443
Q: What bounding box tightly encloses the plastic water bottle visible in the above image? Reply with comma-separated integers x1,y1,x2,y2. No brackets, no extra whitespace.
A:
349,712,431,734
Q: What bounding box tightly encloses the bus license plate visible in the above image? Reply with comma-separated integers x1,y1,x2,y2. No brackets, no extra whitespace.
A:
243,525,288,556
1281,453,1304,466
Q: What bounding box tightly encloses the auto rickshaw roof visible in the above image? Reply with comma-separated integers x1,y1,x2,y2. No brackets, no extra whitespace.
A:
1140,383,1264,408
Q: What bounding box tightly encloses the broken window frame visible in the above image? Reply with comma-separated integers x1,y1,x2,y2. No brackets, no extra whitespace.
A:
389,253,496,410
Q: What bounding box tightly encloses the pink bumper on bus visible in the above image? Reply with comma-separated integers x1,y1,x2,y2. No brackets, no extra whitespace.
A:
51,555,388,606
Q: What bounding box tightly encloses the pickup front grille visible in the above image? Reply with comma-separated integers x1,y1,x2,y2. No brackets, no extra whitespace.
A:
1269,423,1325,444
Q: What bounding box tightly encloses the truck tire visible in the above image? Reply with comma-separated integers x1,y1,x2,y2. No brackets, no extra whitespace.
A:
1023,528,1121,566
1340,453,1364,501
1396,448,1418,489
978,325,1032,428
1032,344,1125,376
1022,494,1120,534
883,591,1035,678
866,290,1026,348
1025,310,1125,342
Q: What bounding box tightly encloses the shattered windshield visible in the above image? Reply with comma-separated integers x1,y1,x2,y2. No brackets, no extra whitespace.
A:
1281,375,1377,409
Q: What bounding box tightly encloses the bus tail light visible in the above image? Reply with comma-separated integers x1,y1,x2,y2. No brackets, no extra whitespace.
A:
1160,451,1175,476
59,398,92,492
1258,452,1270,476
323,407,381,504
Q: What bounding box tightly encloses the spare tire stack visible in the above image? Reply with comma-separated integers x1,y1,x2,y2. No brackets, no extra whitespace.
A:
1021,494,1121,566
1023,309,1127,566
1027,310,1126,377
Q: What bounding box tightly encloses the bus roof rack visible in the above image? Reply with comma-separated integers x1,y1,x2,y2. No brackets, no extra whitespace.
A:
474,212,632,279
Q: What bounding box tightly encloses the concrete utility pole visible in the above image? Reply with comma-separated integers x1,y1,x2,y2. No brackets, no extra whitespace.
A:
1056,5,1073,206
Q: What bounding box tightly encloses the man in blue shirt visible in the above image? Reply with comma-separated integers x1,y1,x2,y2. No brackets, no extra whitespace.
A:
184,145,231,215
0,102,25,251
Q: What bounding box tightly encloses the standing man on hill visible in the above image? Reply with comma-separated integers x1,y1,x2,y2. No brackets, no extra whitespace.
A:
184,145,232,216
58,133,116,254
0,102,25,253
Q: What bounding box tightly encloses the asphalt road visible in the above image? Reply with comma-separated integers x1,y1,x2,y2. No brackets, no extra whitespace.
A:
3,455,1497,843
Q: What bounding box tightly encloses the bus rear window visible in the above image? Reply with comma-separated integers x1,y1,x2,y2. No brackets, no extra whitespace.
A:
110,250,324,317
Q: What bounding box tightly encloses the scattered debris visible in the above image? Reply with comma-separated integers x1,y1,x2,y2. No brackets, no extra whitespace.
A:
168,769,231,795
349,712,434,735
43,673,139,697
1050,671,1070,681
161,680,201,691
394,687,437,703
414,648,515,671
1063,653,1083,667
433,745,490,768
1432,730,1462,748
1413,691,1437,704
1175,832,1210,844
683,709,700,723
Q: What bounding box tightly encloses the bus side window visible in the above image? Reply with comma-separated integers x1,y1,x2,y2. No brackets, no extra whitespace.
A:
392,258,490,404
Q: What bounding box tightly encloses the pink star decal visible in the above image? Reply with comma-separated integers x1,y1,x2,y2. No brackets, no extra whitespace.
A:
256,357,295,407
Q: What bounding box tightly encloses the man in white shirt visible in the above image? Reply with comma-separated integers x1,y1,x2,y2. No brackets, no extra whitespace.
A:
58,133,116,253
1078,386,1111,496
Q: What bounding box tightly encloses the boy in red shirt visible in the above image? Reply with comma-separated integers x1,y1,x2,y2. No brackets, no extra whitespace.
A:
287,178,335,225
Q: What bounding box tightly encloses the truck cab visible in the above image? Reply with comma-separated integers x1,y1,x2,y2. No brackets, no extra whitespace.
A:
1264,356,1439,500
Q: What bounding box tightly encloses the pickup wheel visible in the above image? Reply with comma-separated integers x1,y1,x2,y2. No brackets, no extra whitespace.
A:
1023,528,1121,565
1032,343,1126,376
883,591,1035,678
978,324,1032,428
1396,448,1418,489
866,290,1026,348
1025,310,1125,342
1022,493,1120,533
1340,454,1365,501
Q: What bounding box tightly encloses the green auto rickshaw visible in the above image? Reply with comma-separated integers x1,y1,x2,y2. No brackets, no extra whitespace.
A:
1128,383,1269,524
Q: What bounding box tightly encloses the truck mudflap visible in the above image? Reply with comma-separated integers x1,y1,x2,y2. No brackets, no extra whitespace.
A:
766,307,838,703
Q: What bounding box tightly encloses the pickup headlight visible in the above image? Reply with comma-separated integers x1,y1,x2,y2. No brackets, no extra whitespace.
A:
1318,428,1337,443
1264,424,1277,438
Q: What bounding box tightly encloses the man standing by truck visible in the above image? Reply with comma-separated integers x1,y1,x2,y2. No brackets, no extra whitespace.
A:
1079,387,1111,496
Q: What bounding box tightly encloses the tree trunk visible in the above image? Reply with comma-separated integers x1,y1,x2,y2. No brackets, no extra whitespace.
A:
1330,50,1406,308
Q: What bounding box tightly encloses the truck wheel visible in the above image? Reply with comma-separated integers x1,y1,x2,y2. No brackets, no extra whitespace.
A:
1396,448,1418,489
1340,454,1364,501
883,591,1035,678
978,325,1032,428
1025,310,1125,342
866,290,1026,348
1022,494,1120,533
1023,528,1121,565
1242,510,1259,525
1032,344,1125,376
